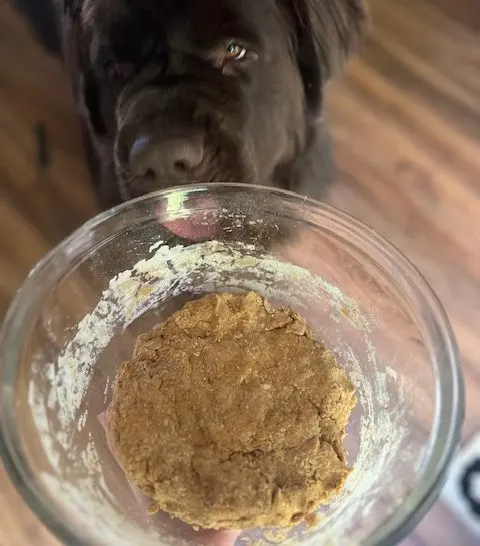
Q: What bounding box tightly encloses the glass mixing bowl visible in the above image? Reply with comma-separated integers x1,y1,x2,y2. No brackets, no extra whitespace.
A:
0,184,463,546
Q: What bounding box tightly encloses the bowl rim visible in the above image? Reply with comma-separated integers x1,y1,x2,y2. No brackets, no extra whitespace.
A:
0,183,464,546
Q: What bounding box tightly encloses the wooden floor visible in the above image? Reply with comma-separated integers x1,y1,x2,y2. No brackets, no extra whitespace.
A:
1,0,479,544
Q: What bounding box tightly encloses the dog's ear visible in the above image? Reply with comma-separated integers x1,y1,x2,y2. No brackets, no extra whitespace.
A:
289,0,367,111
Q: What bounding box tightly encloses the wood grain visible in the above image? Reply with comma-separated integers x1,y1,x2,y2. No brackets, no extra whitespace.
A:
0,0,479,544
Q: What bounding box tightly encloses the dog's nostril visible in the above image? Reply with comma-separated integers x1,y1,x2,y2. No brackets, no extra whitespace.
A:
144,168,155,180
174,160,188,173
171,139,205,175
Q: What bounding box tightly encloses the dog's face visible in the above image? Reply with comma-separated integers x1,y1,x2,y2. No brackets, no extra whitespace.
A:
60,0,365,205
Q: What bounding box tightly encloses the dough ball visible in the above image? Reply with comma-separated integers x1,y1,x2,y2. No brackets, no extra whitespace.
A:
107,292,356,529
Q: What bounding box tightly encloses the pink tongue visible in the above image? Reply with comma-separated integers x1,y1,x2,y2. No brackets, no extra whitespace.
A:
155,196,218,240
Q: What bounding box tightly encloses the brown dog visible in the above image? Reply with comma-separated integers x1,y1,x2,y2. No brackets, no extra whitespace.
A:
15,0,366,209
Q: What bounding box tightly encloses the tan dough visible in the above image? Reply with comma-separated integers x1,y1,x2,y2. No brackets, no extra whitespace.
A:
106,292,356,529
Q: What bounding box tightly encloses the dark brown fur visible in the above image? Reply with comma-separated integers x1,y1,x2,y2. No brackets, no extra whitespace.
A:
15,0,366,209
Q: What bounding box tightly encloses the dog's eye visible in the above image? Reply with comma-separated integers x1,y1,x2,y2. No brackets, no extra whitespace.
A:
224,40,248,62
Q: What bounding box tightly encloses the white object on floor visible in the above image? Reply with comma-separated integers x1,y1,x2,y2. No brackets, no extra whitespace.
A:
442,432,480,537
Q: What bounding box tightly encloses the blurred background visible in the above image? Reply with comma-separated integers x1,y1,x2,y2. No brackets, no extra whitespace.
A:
1,0,479,544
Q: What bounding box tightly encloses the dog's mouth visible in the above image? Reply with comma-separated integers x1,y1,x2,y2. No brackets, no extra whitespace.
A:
114,142,255,240
154,195,219,240
115,139,252,201
113,86,256,241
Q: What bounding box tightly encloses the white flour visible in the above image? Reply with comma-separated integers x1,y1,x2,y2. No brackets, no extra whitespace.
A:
28,239,406,546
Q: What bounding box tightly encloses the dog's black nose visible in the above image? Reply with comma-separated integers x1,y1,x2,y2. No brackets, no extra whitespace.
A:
129,134,205,181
